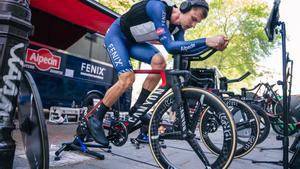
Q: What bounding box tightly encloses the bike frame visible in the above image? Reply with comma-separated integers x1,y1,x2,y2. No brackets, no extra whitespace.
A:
124,70,170,134
84,68,191,137
243,83,281,114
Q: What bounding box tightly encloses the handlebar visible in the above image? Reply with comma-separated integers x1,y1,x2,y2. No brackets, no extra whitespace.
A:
181,48,217,61
220,71,251,85
241,82,277,98
219,71,251,91
174,47,217,70
240,83,263,98
226,71,251,84
242,83,262,92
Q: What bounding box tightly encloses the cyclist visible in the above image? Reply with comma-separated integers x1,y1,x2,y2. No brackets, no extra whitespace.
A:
88,0,229,146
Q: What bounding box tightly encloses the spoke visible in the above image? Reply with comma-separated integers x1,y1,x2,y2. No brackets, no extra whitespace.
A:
241,111,248,120
187,138,211,167
236,119,256,131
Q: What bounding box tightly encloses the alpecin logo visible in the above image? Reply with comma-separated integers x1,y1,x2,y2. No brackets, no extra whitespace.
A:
26,48,61,71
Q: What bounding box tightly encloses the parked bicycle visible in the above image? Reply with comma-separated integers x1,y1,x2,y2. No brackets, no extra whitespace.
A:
186,67,260,157
242,81,299,136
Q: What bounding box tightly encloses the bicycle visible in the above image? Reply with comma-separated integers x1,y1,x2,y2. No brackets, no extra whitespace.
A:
146,49,237,169
242,82,299,136
56,48,237,169
215,73,265,147
186,68,260,157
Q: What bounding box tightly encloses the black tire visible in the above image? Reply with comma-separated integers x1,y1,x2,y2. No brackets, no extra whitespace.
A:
201,98,259,158
149,88,236,169
249,104,271,145
18,71,49,169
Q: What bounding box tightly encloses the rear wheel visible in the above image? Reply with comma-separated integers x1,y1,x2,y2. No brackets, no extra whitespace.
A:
149,88,236,169
201,98,259,158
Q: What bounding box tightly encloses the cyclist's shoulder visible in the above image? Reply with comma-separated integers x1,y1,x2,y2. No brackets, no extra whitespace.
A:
146,0,174,8
146,0,174,19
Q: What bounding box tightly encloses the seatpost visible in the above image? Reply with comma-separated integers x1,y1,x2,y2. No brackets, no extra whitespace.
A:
0,1,33,168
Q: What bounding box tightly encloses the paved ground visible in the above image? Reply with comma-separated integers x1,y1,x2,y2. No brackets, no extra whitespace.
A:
12,122,296,169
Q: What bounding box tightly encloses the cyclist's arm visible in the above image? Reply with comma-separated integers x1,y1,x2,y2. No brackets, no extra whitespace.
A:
173,29,210,55
146,1,209,54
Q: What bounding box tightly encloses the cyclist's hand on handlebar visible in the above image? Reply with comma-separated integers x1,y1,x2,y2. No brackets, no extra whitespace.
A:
206,35,229,51
205,35,224,48
218,37,229,51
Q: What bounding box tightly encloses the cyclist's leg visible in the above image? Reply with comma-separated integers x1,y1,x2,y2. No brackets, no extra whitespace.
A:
130,43,166,91
128,43,166,114
88,19,135,146
129,43,166,142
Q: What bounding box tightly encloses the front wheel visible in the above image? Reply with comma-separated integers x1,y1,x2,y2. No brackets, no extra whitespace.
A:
149,88,236,169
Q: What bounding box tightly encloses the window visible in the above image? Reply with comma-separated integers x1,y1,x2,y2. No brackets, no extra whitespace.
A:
91,33,111,63
66,33,111,63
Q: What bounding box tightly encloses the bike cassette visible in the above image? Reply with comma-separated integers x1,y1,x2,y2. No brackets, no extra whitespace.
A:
107,121,128,146
205,118,219,133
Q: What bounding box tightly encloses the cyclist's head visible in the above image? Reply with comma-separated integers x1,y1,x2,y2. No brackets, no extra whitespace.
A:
179,0,209,30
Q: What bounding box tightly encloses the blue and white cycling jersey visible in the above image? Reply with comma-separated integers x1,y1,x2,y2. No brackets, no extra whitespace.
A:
104,0,208,74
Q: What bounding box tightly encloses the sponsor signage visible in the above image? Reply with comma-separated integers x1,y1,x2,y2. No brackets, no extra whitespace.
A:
26,48,61,71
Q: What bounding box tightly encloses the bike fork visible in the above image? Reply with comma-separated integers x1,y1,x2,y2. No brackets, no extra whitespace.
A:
171,80,189,139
